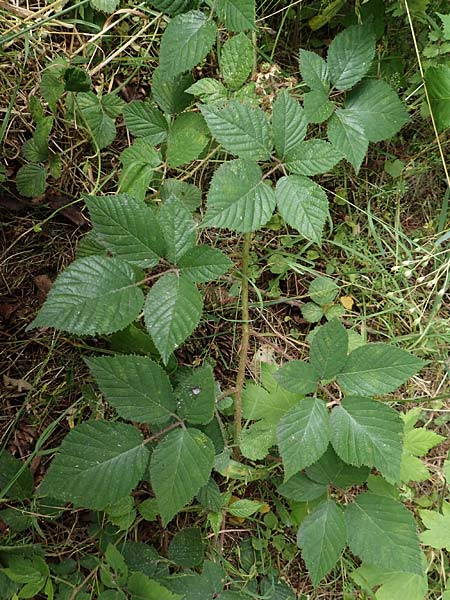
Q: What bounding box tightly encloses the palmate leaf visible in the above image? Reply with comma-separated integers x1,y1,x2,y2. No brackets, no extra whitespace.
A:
277,398,330,481
297,500,346,586
85,194,164,267
345,492,423,575
327,109,368,173
327,25,375,91
178,245,233,283
167,112,210,167
310,319,348,380
275,175,328,244
216,0,255,32
158,195,197,263
85,355,176,425
272,89,308,158
150,428,214,525
298,49,329,93
336,343,425,396
220,33,253,90
144,273,203,364
159,10,217,78
330,396,403,483
203,159,276,232
28,256,144,335
200,100,273,160
122,100,168,144
40,421,149,509
118,139,162,201
285,140,342,176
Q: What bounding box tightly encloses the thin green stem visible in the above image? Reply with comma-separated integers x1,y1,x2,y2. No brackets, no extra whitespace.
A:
233,233,252,459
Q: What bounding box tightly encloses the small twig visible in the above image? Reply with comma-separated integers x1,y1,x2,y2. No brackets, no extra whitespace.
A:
143,421,181,444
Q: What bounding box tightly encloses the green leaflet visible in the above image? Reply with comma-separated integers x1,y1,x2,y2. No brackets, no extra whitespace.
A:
128,572,181,600
118,139,162,201
220,33,253,90
277,473,327,502
149,0,196,15
203,159,276,232
305,446,370,488
158,195,197,263
285,140,343,176
39,421,150,510
178,245,233,283
419,502,450,551
77,92,122,149
352,563,428,600
85,355,176,425
303,90,335,124
144,272,203,364
159,10,217,78
327,109,368,173
309,319,348,380
160,179,202,211
152,68,194,115
327,25,375,91
90,0,120,12
186,78,228,104
425,65,450,131
166,112,210,167
216,0,256,32
277,398,330,481
273,360,319,395
275,175,329,244
239,421,276,461
150,428,214,525
28,256,145,336
16,163,47,197
0,451,34,500
200,100,273,160
175,363,216,425
298,49,329,93
122,100,168,144
272,89,308,158
297,500,346,585
169,528,205,567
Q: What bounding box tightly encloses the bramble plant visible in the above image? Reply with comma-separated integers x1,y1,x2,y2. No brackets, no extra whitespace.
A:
5,0,438,595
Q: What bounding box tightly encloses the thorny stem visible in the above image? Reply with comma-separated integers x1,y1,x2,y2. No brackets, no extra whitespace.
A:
233,233,252,459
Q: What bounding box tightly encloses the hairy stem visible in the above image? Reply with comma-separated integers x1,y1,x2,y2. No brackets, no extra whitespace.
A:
233,233,251,459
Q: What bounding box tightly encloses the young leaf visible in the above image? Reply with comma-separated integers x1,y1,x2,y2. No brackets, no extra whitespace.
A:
303,90,335,124
298,49,329,93
330,396,403,483
22,116,53,162
327,25,376,91
175,363,216,425
220,33,253,90
344,80,409,142
277,398,330,481
305,446,370,488
425,65,450,131
85,355,176,425
178,245,233,283
77,92,116,149
216,0,256,32
272,89,308,158
39,421,149,509
0,451,34,500
186,78,228,104
276,175,328,244
345,492,423,575
203,159,276,232
16,163,47,197
159,10,217,78
277,472,327,502
122,100,168,144
403,427,444,456
336,343,425,396
144,273,203,364
85,193,164,267
297,500,346,586
150,428,214,525
285,140,342,176
28,256,144,335
239,421,276,461
118,139,162,201
160,179,202,211
273,360,319,395
310,319,348,380
327,109,368,173
158,195,196,263
152,68,194,115
166,112,210,167
419,503,450,551
200,100,273,160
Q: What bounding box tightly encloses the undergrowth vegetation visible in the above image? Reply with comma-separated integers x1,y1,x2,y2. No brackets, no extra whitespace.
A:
1,1,450,599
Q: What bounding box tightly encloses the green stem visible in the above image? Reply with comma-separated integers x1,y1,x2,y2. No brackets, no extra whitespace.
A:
233,233,251,459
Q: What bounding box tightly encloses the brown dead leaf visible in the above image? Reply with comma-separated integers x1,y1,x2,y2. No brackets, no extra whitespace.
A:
3,374,32,392
34,274,53,298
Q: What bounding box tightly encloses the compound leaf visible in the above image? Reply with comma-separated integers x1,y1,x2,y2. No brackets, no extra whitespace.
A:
272,89,308,158
327,25,375,91
40,421,149,510
28,256,144,335
285,139,342,176
122,100,168,144
150,428,214,525
85,355,176,425
216,0,256,32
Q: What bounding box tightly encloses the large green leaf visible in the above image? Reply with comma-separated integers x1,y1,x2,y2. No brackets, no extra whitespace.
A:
298,49,329,93
178,245,233,282
220,33,253,90
203,159,276,232
327,25,375,91
273,360,319,394
278,398,330,481
200,100,272,160
85,355,176,425
345,80,409,142
425,65,450,131
122,101,168,144
158,195,196,263
330,397,403,483
297,500,346,585
216,0,255,32
28,256,144,335
310,319,348,380
336,343,425,396
159,10,217,77
144,273,203,364
305,446,370,488
327,109,368,173
40,421,149,509
175,364,215,425
0,451,34,500
118,139,162,202
152,68,194,114
272,89,308,158
150,428,214,524
345,492,423,574
275,175,328,244
167,112,210,167
352,563,428,600
86,194,164,267
285,140,342,176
